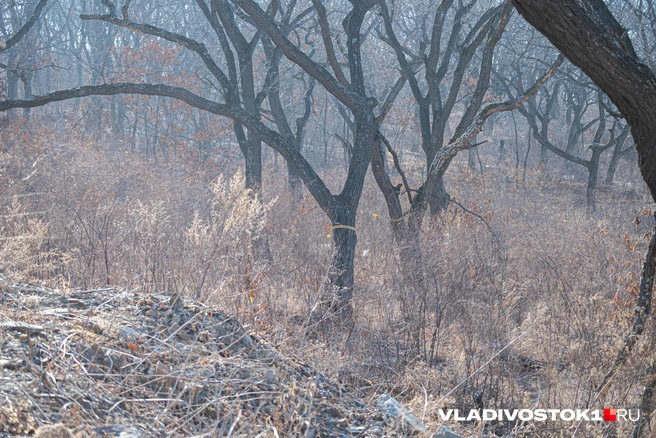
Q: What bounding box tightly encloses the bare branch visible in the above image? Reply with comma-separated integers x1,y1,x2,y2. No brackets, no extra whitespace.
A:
311,0,349,88
232,0,359,109
0,0,49,53
79,12,232,95
378,132,413,204
428,54,565,179
0,83,337,217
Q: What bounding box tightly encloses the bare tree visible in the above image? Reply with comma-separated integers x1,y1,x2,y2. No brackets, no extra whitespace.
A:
510,0,656,434
380,0,511,216
0,0,388,318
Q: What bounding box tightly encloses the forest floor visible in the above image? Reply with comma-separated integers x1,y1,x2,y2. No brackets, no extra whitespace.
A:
0,275,454,437
1,129,653,437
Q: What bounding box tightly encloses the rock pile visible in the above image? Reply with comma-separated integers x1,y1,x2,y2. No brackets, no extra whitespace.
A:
0,279,453,437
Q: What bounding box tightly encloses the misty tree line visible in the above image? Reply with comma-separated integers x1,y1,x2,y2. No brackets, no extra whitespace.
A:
2,0,656,319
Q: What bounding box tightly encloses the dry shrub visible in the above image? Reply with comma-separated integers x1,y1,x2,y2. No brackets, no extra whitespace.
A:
0,126,68,284
3,120,656,436
0,197,61,281
179,172,276,304
327,160,654,436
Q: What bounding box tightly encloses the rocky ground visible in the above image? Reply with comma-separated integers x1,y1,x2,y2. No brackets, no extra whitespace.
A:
0,277,460,437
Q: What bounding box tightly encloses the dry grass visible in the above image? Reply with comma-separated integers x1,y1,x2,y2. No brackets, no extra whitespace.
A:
0,281,391,437
2,120,655,436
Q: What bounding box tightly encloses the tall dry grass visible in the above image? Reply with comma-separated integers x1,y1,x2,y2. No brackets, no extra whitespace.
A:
1,120,654,436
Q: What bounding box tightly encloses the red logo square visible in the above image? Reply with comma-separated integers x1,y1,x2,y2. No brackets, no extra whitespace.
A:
604,409,617,422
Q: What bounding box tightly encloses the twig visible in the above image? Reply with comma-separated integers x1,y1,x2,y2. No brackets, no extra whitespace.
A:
108,398,191,413
354,423,372,438
439,196,500,243
73,287,116,295
377,132,413,203
445,332,524,398
14,378,51,422
226,409,242,437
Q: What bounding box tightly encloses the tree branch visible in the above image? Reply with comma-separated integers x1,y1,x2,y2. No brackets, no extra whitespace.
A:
311,0,349,88
0,0,48,53
0,83,337,217
429,54,564,179
378,132,413,204
232,0,360,110
79,11,233,95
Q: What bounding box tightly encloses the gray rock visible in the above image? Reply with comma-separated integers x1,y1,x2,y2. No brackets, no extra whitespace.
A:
431,426,463,438
1,321,43,334
118,326,140,341
94,425,144,437
376,394,428,434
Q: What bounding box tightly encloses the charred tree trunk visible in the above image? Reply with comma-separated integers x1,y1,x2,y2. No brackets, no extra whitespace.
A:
324,104,376,318
427,177,451,216
586,148,601,212
328,208,358,318
605,134,632,185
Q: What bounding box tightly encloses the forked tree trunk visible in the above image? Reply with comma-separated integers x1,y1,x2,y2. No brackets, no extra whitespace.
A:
323,106,376,318
428,177,451,216
370,134,426,291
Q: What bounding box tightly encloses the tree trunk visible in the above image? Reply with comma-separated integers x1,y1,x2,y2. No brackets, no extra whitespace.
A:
605,135,631,185
7,52,18,119
370,134,426,290
468,148,477,171
242,133,272,263
22,70,32,119
287,165,303,201
322,99,376,318
428,176,451,215
511,1,656,432
586,149,601,212
328,211,357,319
